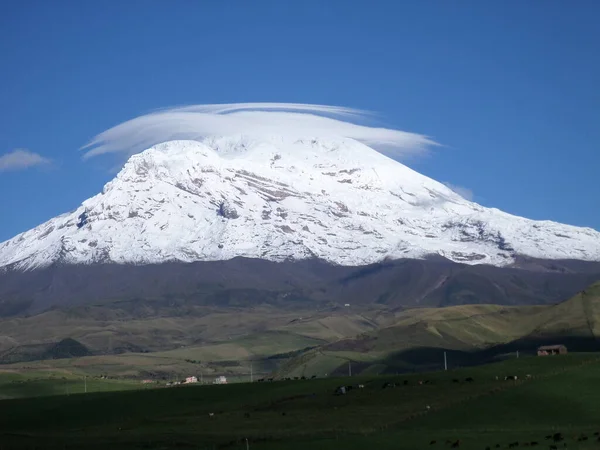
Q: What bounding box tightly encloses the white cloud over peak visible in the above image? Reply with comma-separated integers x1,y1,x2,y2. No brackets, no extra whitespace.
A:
0,149,52,173
81,103,438,161
443,182,474,201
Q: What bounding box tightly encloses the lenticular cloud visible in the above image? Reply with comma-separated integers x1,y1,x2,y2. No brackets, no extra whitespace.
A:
82,103,437,160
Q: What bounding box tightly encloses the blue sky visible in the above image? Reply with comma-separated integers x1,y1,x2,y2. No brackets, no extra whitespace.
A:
1,0,599,242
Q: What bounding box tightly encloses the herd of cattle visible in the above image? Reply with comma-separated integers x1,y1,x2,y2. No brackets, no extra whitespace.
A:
218,370,596,449
429,431,600,448
326,373,600,450
266,372,529,397
329,374,526,397
256,375,317,382
333,375,524,394
258,374,526,385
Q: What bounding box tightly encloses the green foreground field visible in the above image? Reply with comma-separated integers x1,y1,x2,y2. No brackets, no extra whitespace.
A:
1,354,600,449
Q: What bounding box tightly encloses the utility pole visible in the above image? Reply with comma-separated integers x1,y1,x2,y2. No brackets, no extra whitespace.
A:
201,372,203,384
250,363,253,383
84,376,87,393
245,438,249,450
516,350,519,359
444,352,448,371
348,361,352,377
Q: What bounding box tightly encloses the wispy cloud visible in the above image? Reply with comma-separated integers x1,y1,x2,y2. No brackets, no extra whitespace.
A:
443,182,474,201
0,149,52,173
81,103,438,161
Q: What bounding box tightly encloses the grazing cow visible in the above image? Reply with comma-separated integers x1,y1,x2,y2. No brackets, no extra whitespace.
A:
549,446,557,450
403,380,409,385
300,376,306,380
552,432,564,442
418,380,423,385
334,386,346,395
358,384,365,389
485,447,490,450
452,379,460,383
504,375,518,381
429,440,436,445
594,432,599,436
577,435,588,441
508,442,519,448
311,375,317,379
281,412,286,416
495,445,500,448
465,377,474,383
529,442,538,446
382,382,396,389
450,439,460,448
244,412,250,418
208,412,214,418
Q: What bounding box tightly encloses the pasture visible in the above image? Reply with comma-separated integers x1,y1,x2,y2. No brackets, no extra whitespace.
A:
1,353,599,449
0,370,140,400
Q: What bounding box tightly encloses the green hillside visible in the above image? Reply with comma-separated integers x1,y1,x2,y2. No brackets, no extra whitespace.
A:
2,283,599,382
529,281,600,337
0,305,385,358
279,282,600,377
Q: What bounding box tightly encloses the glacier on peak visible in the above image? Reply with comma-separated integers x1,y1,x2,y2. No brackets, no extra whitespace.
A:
0,136,599,271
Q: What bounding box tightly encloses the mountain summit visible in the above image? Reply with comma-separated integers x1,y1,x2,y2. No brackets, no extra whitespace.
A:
1,136,599,271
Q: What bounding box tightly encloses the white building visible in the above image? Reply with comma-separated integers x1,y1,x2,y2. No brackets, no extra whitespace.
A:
185,376,198,384
213,375,227,385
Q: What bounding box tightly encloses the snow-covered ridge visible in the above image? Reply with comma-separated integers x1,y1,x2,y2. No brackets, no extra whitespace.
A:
1,137,599,271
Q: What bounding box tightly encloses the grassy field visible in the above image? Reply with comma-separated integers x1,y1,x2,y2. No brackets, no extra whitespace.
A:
0,370,140,400
1,353,599,449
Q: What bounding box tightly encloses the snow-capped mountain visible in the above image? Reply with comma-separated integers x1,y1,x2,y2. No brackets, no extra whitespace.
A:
1,136,599,271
